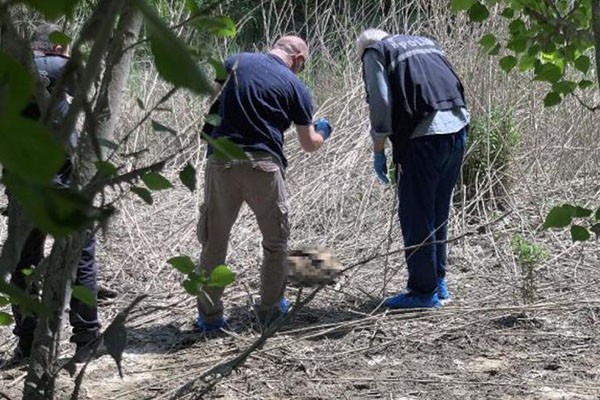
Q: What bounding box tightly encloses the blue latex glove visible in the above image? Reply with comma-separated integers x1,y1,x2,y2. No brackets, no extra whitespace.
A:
314,117,332,140
373,151,389,184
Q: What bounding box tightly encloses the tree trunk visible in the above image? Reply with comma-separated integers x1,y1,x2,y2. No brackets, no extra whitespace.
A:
21,1,128,398
592,0,600,99
79,2,144,181
0,11,45,280
23,233,87,400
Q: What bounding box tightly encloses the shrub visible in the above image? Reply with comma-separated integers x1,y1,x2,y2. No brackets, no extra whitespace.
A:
457,108,521,212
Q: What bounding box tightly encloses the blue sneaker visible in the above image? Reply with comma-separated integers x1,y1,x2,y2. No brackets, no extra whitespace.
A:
195,316,226,333
257,298,289,325
437,278,450,300
383,291,441,309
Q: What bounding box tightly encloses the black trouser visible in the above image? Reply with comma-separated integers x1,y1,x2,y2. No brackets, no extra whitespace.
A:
11,229,100,346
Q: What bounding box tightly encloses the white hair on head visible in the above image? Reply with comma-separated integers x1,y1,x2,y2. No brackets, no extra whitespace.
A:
356,28,389,58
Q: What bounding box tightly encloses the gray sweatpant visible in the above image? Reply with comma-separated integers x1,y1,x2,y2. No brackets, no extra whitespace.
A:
196,153,289,323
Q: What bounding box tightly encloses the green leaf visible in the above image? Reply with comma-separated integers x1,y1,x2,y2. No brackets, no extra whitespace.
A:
192,16,237,37
0,311,13,326
205,265,235,288
204,113,222,128
488,43,501,56
518,54,536,71
508,19,526,35
543,92,561,107
202,134,248,161
579,79,594,89
573,206,592,218
543,205,573,229
507,35,528,53
95,161,118,177
535,63,563,83
131,186,153,205
49,31,72,47
183,278,201,296
0,117,65,184
0,51,34,117
570,225,591,241
0,296,11,306
0,280,50,318
3,174,97,236
501,7,514,18
185,0,200,14
552,80,577,95
450,0,477,12
134,0,213,95
596,207,600,221
479,34,496,50
142,172,173,190
21,268,33,276
574,55,590,74
72,285,96,306
151,120,177,135
179,163,196,192
208,58,228,81
136,98,145,110
21,0,78,19
499,56,518,72
167,256,196,274
468,2,490,22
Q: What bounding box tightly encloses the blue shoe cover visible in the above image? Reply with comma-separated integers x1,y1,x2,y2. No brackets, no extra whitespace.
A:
383,291,441,309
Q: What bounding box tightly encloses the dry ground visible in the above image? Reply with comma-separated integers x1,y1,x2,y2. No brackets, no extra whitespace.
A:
1,109,599,399
1,4,600,396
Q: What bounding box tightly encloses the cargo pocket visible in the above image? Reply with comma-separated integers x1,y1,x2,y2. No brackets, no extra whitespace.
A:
196,203,209,243
278,203,290,240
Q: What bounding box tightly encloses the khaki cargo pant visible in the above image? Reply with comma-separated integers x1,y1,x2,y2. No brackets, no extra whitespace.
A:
196,153,289,324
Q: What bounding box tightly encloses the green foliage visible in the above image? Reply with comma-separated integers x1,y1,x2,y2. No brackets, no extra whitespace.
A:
141,172,173,190
151,120,177,135
18,0,79,19
167,256,196,274
0,280,50,319
459,108,520,208
3,174,101,236
72,285,96,306
49,31,72,47
142,172,173,190
202,133,249,161
511,234,549,266
190,16,237,37
131,186,153,204
452,0,598,107
544,204,597,241
134,0,214,95
511,233,547,303
0,311,13,326
168,256,236,296
179,163,196,192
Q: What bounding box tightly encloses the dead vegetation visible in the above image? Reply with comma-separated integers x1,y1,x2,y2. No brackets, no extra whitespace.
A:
2,1,600,399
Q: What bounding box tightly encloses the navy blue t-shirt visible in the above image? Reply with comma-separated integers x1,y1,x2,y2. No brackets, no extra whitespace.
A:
211,52,313,168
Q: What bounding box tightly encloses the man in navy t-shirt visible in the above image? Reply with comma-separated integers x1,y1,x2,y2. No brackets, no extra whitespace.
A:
196,36,332,330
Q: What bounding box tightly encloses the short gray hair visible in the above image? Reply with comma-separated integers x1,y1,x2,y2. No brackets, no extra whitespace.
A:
356,28,389,58
31,23,61,52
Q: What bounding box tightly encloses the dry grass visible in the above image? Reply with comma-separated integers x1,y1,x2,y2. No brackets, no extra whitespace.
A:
2,1,600,399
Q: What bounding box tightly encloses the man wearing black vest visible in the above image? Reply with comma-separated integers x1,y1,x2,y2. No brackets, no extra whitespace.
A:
357,29,470,309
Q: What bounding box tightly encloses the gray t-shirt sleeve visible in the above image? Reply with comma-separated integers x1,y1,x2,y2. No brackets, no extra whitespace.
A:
362,49,392,140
